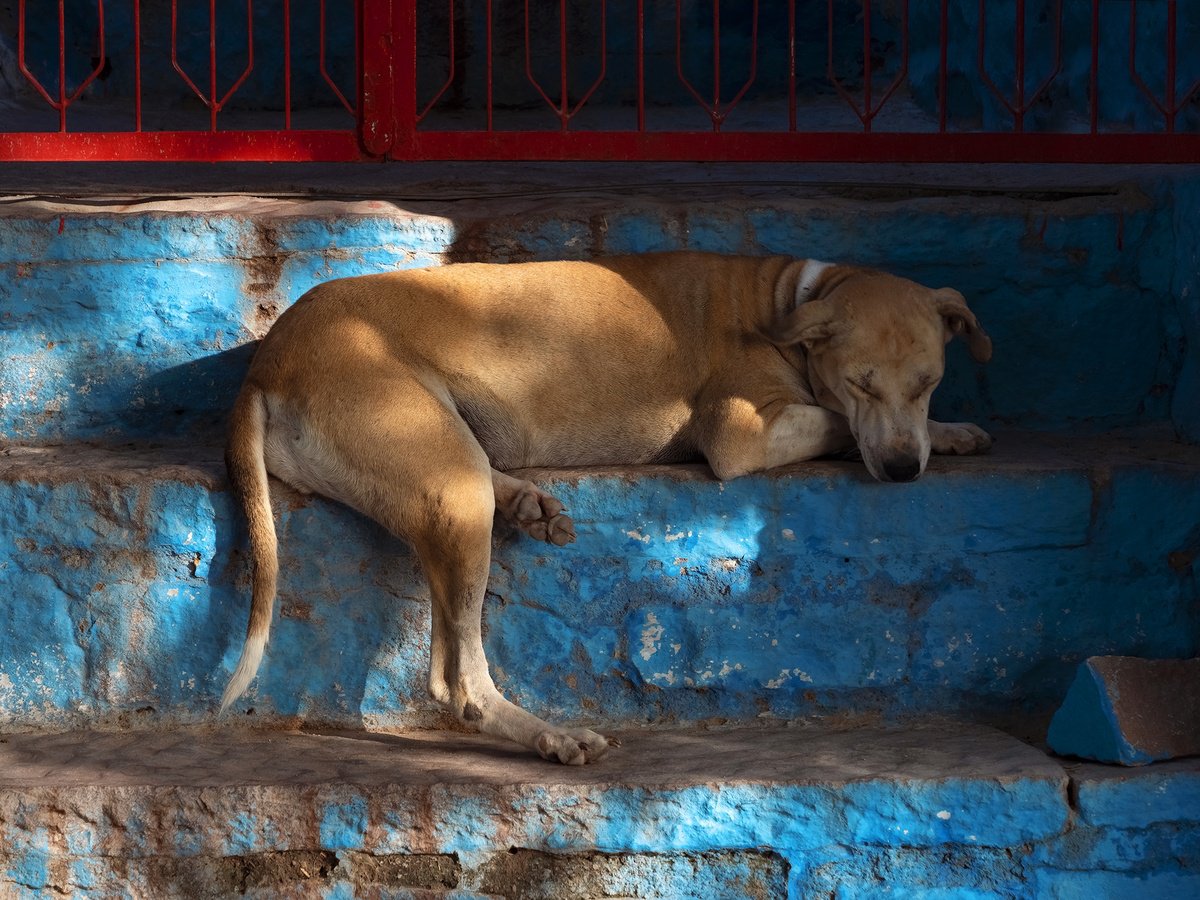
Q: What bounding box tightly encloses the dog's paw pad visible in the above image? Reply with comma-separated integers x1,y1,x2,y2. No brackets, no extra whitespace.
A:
506,484,575,547
547,514,576,546
535,727,614,765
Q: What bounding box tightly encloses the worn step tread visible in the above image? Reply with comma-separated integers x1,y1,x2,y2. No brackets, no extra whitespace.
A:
0,723,1072,855
3,428,1200,484
0,722,1058,790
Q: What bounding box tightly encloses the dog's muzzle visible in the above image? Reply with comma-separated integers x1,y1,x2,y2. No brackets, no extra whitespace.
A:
880,454,923,483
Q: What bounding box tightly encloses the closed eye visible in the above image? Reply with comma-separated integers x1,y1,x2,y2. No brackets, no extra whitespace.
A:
909,374,941,401
848,380,880,401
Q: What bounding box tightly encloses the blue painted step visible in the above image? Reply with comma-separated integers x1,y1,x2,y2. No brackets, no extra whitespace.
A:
1,723,1196,899
0,172,1191,444
1,432,1197,734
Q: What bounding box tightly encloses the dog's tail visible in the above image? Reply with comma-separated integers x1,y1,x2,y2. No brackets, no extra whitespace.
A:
219,386,278,714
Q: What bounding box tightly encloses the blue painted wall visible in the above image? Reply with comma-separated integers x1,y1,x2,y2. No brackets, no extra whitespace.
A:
1,172,1198,731
0,181,1188,444
2,443,1197,732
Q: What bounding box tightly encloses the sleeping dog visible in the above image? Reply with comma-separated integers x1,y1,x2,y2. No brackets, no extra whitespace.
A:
219,252,992,763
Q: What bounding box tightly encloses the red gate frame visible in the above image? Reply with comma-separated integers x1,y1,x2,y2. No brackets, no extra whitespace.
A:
2,0,1199,163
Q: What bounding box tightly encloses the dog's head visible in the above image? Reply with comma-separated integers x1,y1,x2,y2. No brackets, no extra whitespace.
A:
770,263,991,483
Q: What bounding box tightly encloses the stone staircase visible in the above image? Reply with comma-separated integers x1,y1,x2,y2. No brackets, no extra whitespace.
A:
1,162,1197,898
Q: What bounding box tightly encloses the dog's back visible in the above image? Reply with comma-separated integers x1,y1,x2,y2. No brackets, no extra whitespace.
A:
243,253,785,469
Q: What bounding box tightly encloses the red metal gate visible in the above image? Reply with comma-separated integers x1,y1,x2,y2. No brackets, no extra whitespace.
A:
2,1,1198,163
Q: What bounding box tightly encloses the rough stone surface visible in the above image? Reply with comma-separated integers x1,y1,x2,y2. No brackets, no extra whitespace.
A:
0,433,1198,735
1048,656,1200,765
2,163,1199,896
0,723,1068,898
0,174,1184,443
0,723,1196,899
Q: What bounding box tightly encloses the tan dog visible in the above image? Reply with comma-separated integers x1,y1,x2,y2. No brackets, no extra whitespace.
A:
219,252,992,764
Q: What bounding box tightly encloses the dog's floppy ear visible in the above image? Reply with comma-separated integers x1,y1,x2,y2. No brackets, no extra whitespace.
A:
934,288,992,363
766,298,844,349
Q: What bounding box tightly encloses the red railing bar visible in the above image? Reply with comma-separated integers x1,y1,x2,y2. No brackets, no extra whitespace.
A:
225,0,255,117
486,0,493,130
862,0,872,132
1090,0,1099,134
359,0,395,155
939,0,948,132
134,0,142,131
392,0,417,151
417,0,455,122
788,0,796,131
829,0,907,129
17,0,58,114
1167,0,1176,131
561,0,569,124
1015,0,1025,127
0,131,367,162
4,130,1200,166
209,0,217,130
58,0,66,130
712,0,721,113
978,0,1061,133
677,0,757,132
170,0,254,129
402,130,1200,164
524,0,606,131
17,0,106,131
1128,1,1200,131
637,0,645,131
284,0,292,129
321,0,356,115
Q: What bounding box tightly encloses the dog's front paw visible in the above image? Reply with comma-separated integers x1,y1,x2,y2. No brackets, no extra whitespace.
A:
513,488,576,546
535,727,618,765
929,421,993,455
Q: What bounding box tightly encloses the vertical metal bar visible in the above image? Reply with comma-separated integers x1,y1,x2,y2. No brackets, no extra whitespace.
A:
134,0,142,130
862,0,872,132
788,0,796,131
1129,0,1137,117
827,0,835,111
394,0,417,154
1015,0,1025,132
360,0,398,156
58,0,67,130
486,0,493,130
353,0,359,109
283,0,292,128
712,0,720,115
560,0,569,125
637,0,645,131
938,0,948,132
209,0,217,130
1166,0,1177,132
1089,0,1098,133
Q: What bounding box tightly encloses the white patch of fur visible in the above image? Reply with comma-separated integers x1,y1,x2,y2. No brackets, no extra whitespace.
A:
219,635,265,712
794,259,832,305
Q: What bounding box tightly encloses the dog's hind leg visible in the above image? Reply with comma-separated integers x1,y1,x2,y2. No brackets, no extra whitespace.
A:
491,471,576,546
414,510,612,764
314,382,612,764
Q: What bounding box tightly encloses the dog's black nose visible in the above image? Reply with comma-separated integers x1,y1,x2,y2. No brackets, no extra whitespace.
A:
882,457,922,483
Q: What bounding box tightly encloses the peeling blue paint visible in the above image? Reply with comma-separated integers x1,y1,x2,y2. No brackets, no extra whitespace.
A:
0,179,1191,443
1,159,1199,896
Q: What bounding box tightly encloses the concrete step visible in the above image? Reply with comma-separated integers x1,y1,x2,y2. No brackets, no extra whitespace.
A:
1,722,1196,899
0,165,1192,444
2,431,1198,736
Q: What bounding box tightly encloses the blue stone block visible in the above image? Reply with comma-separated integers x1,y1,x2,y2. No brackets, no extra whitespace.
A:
1048,657,1200,766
